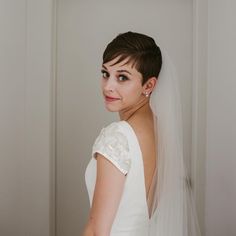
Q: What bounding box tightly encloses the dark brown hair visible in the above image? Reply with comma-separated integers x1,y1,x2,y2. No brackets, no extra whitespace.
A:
103,31,162,86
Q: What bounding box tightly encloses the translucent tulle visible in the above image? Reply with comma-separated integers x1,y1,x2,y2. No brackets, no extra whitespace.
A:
147,50,202,236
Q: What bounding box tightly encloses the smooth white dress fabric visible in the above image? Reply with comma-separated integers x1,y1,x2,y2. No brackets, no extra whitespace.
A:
85,121,152,236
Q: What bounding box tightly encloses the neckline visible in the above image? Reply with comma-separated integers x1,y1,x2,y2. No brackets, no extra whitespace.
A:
120,120,152,220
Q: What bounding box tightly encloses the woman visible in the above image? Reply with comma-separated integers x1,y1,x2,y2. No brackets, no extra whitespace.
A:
83,32,201,236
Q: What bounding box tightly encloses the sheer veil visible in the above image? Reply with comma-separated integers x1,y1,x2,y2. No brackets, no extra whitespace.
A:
147,49,202,236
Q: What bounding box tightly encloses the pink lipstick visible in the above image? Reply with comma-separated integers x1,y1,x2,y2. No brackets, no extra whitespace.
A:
105,96,120,102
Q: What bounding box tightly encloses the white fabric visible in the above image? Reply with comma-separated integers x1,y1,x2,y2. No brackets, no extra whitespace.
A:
85,121,152,236
92,122,131,175
149,49,202,236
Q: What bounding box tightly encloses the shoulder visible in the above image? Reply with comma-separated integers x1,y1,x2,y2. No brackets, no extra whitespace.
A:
100,121,127,135
94,121,128,146
92,121,131,175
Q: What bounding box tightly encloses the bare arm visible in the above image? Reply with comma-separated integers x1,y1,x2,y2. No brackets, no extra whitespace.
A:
82,153,126,236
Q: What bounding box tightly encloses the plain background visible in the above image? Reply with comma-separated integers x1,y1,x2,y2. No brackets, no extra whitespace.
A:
0,1,53,236
0,0,236,236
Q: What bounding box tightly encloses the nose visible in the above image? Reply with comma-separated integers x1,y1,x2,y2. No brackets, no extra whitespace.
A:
103,76,116,92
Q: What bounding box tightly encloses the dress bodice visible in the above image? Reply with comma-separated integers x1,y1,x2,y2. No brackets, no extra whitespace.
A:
85,121,151,236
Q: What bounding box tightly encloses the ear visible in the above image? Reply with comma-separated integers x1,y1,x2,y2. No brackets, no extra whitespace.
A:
143,77,157,94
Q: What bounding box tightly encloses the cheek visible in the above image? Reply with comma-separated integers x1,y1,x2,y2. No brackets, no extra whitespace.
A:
121,84,142,101
100,79,105,88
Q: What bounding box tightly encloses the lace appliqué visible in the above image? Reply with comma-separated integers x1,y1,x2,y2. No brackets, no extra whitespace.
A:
92,122,131,175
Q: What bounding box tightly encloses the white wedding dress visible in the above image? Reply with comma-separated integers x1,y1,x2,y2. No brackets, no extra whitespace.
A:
85,120,153,236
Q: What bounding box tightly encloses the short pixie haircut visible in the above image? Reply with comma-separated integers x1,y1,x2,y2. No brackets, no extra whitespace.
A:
103,31,162,86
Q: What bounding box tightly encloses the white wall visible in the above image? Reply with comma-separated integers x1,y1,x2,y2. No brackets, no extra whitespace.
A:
192,1,208,233
205,0,236,235
0,1,54,235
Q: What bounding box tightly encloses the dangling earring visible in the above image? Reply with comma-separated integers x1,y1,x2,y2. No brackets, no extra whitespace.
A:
144,91,149,97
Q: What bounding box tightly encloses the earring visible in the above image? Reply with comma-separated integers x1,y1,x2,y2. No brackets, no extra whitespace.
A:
144,92,149,97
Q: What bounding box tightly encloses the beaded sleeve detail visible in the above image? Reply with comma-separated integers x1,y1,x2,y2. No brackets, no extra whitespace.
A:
92,122,131,175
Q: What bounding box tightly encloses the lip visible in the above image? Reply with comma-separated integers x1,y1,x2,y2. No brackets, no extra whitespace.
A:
104,95,120,102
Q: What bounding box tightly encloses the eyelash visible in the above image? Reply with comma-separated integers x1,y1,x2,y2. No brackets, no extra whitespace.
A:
101,70,129,82
101,70,109,78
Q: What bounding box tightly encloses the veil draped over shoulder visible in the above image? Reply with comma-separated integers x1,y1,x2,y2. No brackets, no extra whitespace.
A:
147,49,202,236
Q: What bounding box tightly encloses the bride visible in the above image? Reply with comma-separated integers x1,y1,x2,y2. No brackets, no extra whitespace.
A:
82,31,201,236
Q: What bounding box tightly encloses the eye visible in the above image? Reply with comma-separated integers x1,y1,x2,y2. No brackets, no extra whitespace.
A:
118,74,129,82
101,70,109,79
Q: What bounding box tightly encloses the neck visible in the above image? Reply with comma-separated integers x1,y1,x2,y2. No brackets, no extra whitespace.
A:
119,98,152,121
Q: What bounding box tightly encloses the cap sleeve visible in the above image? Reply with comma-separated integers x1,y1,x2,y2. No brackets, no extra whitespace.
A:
92,122,131,175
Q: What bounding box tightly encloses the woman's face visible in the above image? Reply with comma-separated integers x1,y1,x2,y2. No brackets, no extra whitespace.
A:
101,57,145,112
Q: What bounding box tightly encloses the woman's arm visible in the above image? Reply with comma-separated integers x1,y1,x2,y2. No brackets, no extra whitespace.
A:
82,153,126,236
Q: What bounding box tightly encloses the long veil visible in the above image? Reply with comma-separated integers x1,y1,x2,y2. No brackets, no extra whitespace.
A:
148,49,202,236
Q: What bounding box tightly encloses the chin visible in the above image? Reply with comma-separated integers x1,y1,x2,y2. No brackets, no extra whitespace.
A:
105,107,119,112
104,104,121,112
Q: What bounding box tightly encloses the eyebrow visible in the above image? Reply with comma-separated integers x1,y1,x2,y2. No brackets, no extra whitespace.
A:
102,65,132,75
117,69,132,75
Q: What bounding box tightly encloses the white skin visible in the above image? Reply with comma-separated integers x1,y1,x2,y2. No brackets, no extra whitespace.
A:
82,56,157,236
101,57,156,120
